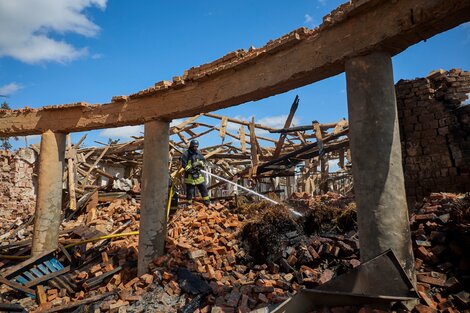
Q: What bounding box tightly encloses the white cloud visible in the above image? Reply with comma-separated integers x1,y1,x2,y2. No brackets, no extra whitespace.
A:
225,115,253,133
100,125,144,139
0,0,107,64
0,83,22,95
304,14,313,25
226,122,243,133
318,0,328,5
257,115,301,130
91,53,103,59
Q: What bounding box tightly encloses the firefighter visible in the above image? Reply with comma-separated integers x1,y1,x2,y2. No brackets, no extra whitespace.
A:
181,140,210,206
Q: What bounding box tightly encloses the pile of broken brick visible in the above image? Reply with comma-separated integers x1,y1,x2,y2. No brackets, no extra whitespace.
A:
148,194,362,313
410,193,469,312
0,192,468,312
0,196,145,312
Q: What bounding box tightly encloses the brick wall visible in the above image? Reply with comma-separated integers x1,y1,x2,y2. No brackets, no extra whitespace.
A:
0,148,37,216
397,69,470,204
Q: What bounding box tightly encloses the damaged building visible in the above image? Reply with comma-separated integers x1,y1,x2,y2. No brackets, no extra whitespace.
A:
0,0,469,312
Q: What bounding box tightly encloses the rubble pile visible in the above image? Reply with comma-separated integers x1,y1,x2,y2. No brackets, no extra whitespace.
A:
0,198,169,312
410,193,470,312
1,191,469,312
289,191,357,233
147,194,361,312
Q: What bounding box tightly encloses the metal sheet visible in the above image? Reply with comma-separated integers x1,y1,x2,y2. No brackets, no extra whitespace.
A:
271,250,417,313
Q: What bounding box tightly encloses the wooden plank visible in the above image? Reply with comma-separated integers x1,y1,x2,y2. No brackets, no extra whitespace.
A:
58,244,72,263
238,126,246,153
255,135,278,144
75,134,87,148
169,141,183,155
0,275,35,295
171,114,202,134
36,285,47,305
312,121,324,154
296,138,349,160
333,119,348,135
273,95,299,158
249,117,259,177
339,148,345,169
204,147,225,160
205,113,274,131
219,116,228,141
77,152,86,164
270,122,339,133
83,266,122,289
35,292,114,313
184,128,197,137
93,167,114,179
209,128,315,187
295,131,308,145
76,167,89,179
256,128,348,174
201,142,232,151
217,161,235,178
188,127,216,141
79,139,144,157
206,153,271,162
80,162,114,180
79,145,110,185
1,251,53,278
312,119,329,193
177,132,189,145
217,126,277,144
25,266,70,287
66,134,77,211
83,150,95,160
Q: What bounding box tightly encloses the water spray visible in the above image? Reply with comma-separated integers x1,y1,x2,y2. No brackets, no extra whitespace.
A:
200,169,303,217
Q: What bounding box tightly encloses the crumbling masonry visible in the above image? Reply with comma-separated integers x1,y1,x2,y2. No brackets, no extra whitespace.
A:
0,149,36,214
397,69,470,204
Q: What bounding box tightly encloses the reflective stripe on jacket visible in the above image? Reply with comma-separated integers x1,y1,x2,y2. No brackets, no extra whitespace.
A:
181,150,206,185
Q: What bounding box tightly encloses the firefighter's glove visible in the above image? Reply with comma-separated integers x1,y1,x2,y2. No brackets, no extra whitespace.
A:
193,160,204,170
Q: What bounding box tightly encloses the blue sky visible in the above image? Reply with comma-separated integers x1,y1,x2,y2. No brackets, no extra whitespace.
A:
0,0,469,150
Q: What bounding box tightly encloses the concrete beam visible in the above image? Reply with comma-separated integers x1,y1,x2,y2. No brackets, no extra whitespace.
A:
1,0,469,136
137,120,169,276
31,131,66,256
345,52,415,280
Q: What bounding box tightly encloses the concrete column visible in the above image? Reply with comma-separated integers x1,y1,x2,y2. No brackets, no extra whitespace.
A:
138,120,169,276
345,52,415,280
31,131,66,256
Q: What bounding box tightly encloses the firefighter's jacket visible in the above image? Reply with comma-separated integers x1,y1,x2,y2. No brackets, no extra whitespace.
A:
181,150,206,185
